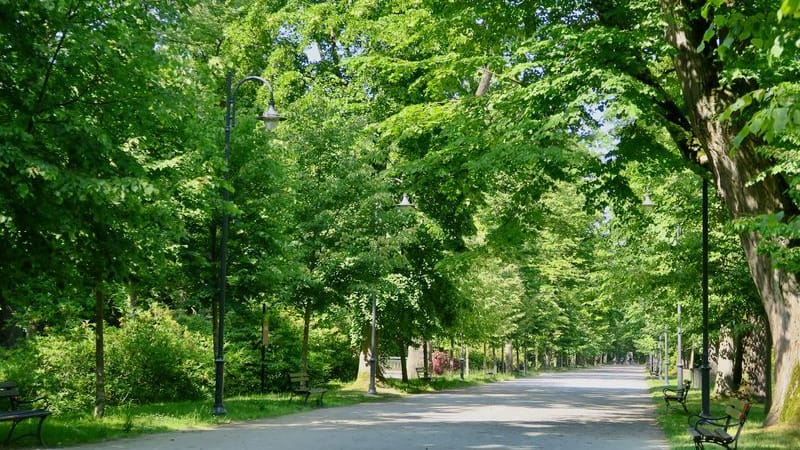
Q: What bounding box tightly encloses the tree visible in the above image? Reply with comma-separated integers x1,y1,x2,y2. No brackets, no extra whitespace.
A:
658,0,799,424
0,0,198,416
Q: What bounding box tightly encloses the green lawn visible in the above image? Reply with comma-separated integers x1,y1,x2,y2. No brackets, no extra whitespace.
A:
2,374,496,448
647,376,800,449
18,370,797,450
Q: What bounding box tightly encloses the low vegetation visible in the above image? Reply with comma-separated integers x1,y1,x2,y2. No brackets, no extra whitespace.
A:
648,376,800,449
2,375,494,448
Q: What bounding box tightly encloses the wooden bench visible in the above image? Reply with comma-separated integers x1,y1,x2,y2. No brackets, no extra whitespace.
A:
663,380,692,413
0,381,52,446
688,399,750,449
288,372,327,406
415,367,431,381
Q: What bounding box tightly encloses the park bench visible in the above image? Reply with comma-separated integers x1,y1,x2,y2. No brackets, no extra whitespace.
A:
0,381,52,446
663,380,692,413
687,399,750,450
415,367,431,381
288,372,327,406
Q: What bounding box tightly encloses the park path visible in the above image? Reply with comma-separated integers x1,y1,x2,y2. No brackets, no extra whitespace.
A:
62,365,668,450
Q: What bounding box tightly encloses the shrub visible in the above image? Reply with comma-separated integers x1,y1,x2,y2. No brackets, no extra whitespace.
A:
0,304,213,412
432,350,451,375
104,304,212,404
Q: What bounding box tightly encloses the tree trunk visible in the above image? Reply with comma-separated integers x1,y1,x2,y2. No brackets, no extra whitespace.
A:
301,299,312,375
93,284,106,418
475,66,492,97
210,222,219,359
400,342,408,383
744,315,771,402
662,0,800,425
423,339,430,376
715,326,736,396
357,323,371,382
504,341,514,373
733,330,744,390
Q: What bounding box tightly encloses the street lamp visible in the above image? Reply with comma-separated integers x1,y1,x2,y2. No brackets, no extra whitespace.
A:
214,70,285,415
663,330,669,386
642,176,711,416
368,193,415,395
701,176,710,417
460,333,465,380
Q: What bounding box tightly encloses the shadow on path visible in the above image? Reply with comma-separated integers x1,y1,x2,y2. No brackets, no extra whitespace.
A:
68,365,668,450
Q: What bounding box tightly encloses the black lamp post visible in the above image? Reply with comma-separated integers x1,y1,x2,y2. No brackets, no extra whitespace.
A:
368,193,414,395
701,176,710,417
214,70,285,415
460,333,465,380
642,176,711,417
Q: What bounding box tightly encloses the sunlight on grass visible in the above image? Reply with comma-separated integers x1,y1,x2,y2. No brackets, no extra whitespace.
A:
646,373,800,449
2,373,504,448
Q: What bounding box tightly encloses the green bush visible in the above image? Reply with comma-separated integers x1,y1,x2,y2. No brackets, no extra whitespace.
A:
0,304,213,412
104,305,212,405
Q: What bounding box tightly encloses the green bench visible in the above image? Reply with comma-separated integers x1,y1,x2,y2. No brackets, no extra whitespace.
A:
688,399,750,449
0,381,52,446
288,372,327,406
663,380,692,413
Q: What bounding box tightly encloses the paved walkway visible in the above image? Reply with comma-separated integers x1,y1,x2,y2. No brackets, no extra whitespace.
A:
64,365,668,450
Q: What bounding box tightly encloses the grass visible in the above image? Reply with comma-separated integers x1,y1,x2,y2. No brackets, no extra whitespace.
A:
2,373,500,448
647,375,800,449
14,369,798,449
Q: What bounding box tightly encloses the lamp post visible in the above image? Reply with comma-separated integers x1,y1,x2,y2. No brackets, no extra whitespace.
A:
214,70,285,415
642,176,711,416
368,193,415,395
460,333,465,381
663,330,669,386
701,176,710,417
673,225,684,392
677,301,684,389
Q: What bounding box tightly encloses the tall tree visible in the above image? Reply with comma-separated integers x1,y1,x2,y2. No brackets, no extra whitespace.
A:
659,0,798,423
0,0,197,416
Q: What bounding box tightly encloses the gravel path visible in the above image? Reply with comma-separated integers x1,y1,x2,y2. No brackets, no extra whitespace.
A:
63,365,668,450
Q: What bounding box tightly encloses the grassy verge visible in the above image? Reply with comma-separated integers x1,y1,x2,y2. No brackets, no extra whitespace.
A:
3,373,502,448
647,375,800,449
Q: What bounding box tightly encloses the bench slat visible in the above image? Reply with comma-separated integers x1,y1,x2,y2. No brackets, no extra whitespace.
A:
688,400,750,449
0,381,51,446
287,372,327,406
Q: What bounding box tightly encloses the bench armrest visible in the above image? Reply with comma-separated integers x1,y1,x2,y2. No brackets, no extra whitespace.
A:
13,395,49,410
689,413,727,429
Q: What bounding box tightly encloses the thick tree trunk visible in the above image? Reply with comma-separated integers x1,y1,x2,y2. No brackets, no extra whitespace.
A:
399,342,408,383
662,0,800,425
744,315,771,402
93,284,106,418
504,341,514,373
301,299,312,375
715,326,736,396
423,339,430,375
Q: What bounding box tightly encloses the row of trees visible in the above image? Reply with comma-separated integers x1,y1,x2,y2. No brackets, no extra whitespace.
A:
1,0,798,425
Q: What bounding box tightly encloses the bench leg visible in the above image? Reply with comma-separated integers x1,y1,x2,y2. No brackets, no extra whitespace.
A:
2,416,49,447
302,392,310,406
3,420,18,446
36,415,48,446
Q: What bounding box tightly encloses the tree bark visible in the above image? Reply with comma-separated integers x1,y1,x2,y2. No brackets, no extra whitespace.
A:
662,0,800,425
715,326,736,396
93,283,106,418
301,299,312,375
475,66,492,97
399,341,408,383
